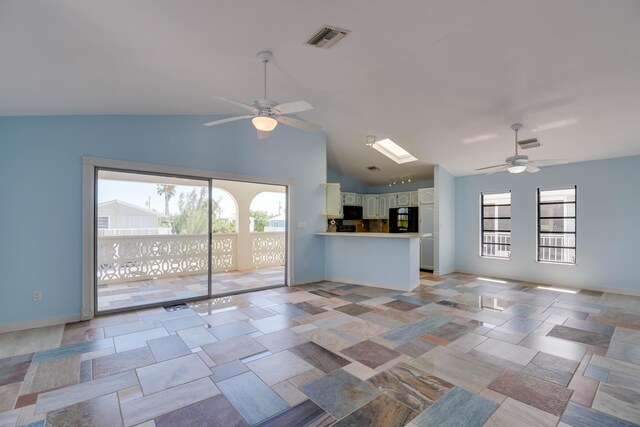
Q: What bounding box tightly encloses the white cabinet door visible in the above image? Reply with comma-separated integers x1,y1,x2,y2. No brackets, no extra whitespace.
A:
363,195,378,219
418,188,434,204
397,192,410,207
419,204,435,235
342,192,357,205
387,193,397,210
324,183,342,217
378,195,388,219
420,237,434,270
355,194,363,206
410,191,419,206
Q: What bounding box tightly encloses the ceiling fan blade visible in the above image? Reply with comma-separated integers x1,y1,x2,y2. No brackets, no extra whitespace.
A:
475,164,508,171
526,165,540,173
257,130,270,140
276,115,321,132
203,115,253,127
214,97,259,113
272,100,313,115
528,159,569,167
486,166,510,175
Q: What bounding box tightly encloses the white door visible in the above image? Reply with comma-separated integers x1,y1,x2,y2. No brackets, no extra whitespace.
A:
421,237,434,270
420,204,435,235
364,195,378,219
397,192,410,207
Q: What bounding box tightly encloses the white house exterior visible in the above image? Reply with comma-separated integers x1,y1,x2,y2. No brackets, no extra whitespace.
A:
97,200,169,235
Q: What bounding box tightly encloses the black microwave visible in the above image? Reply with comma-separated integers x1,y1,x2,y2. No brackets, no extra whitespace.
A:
342,205,363,220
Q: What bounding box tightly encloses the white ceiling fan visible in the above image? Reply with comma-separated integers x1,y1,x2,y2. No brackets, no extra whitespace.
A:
476,123,568,174
203,51,321,139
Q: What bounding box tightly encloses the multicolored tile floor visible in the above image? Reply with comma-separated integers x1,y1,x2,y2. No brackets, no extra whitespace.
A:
2,273,640,426
97,266,285,311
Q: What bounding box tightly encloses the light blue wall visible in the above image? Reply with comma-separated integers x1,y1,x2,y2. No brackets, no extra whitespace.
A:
326,166,370,194
434,166,456,275
455,156,640,293
0,116,327,325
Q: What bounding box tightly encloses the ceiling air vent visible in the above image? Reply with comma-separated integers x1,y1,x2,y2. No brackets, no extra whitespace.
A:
367,166,381,171
518,138,542,150
305,25,351,49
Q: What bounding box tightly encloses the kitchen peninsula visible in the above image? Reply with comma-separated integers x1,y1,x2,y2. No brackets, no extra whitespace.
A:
316,232,431,291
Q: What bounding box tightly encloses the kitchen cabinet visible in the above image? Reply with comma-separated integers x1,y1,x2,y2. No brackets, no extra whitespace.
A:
420,237,434,270
420,204,435,235
410,191,419,206
323,183,342,218
397,192,410,207
379,195,388,219
387,193,397,210
418,188,434,204
363,195,379,219
342,193,362,206
355,194,363,206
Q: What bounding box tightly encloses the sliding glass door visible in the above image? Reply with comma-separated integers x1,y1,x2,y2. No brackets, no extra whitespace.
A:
94,167,288,315
95,169,211,313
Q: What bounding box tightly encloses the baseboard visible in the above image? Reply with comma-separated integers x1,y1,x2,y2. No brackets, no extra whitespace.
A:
434,268,455,276
0,313,82,334
453,269,640,297
323,276,419,292
292,277,326,286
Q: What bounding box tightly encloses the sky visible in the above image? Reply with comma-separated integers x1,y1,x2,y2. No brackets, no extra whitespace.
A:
97,179,286,218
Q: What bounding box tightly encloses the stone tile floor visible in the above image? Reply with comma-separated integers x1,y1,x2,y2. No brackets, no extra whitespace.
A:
1,272,640,426
97,266,285,311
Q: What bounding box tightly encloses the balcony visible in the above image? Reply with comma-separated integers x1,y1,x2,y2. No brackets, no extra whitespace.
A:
482,232,575,263
96,232,285,311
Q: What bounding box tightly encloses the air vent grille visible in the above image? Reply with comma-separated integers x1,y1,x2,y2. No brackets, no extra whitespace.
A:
305,25,351,49
518,138,542,149
367,166,380,171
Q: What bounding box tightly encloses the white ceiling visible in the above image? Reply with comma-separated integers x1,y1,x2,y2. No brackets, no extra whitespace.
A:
2,0,639,183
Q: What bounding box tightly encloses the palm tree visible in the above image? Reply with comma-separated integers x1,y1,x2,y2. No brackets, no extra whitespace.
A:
156,184,176,216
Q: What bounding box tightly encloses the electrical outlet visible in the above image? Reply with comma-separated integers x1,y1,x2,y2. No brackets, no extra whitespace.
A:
33,291,42,301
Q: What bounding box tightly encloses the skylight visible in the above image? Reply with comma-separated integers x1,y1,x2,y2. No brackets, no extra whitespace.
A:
369,138,418,164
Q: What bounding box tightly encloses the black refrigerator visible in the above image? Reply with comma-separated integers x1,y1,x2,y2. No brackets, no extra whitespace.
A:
389,207,419,233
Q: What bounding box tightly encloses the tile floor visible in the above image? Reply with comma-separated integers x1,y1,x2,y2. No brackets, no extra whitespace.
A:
1,273,640,426
97,266,285,311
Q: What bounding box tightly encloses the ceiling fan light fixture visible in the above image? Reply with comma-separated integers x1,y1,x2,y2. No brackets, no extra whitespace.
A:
508,165,527,174
252,116,278,132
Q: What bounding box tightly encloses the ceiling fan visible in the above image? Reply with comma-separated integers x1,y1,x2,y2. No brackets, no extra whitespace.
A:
203,51,321,139
476,123,568,174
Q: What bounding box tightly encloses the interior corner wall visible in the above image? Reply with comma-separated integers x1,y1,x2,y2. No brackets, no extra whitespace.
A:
0,116,327,327
454,155,640,294
326,166,370,194
434,166,456,275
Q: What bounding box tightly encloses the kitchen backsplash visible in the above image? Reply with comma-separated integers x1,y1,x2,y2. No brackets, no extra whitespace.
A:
327,219,388,233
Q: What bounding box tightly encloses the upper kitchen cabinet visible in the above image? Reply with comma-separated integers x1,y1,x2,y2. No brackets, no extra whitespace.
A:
323,183,342,218
410,191,419,206
379,195,388,219
397,192,410,207
363,195,379,219
342,192,361,206
387,193,397,210
418,188,434,204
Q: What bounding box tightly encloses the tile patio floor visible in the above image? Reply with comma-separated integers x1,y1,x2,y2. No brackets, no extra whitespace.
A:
1,272,640,426
97,266,285,311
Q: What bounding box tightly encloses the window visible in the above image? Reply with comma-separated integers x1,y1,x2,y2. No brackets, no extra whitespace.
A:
538,187,576,264
481,192,511,258
97,216,109,229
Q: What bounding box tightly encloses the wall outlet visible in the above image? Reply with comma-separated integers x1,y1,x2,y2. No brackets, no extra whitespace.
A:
33,291,42,301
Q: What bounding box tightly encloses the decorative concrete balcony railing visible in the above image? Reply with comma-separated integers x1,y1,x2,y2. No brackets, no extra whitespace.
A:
96,232,285,285
482,232,575,263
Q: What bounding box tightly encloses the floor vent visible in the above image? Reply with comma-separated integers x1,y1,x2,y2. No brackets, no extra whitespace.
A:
164,303,189,312
305,25,351,49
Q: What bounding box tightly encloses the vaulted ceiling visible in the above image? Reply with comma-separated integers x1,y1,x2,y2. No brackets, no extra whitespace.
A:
1,0,639,183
